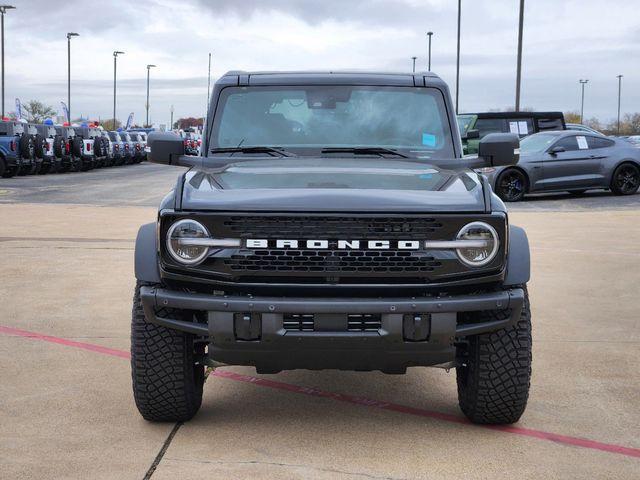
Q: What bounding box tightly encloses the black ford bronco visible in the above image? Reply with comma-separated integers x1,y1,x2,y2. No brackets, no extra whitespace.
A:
132,71,531,425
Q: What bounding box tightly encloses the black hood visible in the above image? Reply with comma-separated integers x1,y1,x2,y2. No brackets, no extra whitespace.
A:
180,158,487,213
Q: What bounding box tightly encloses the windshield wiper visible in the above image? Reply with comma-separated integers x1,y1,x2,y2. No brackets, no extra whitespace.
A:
210,146,295,157
321,147,409,158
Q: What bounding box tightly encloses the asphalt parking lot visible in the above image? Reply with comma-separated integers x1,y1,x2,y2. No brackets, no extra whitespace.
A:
1,166,639,479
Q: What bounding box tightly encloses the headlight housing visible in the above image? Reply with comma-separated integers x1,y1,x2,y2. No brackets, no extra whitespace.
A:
166,219,210,265
456,221,499,267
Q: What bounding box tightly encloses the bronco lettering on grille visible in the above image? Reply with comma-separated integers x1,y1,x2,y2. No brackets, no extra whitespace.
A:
245,239,421,250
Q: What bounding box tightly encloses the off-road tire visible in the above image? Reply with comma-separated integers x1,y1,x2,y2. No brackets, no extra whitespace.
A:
131,282,204,422
456,286,532,424
34,134,45,159
53,135,64,158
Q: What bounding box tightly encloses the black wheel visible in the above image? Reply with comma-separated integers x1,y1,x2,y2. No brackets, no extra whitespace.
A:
495,169,527,202
131,282,205,422
71,138,84,171
611,163,640,196
17,134,36,174
34,134,45,159
456,286,532,424
0,156,5,177
39,162,51,175
53,135,64,158
2,165,17,178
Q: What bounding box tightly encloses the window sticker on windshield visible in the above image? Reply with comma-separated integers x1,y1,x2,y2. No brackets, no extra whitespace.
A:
509,122,519,134
518,121,529,135
577,136,588,149
422,133,437,147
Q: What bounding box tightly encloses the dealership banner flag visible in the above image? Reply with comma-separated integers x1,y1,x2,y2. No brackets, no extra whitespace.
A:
125,112,134,130
60,102,70,123
15,98,22,121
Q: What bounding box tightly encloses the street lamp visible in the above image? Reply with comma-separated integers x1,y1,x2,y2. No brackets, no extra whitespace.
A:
616,75,623,135
427,31,433,71
66,32,79,123
411,56,417,73
145,64,156,127
0,5,15,118
113,50,124,128
579,79,589,124
455,0,461,114
170,104,174,131
515,0,525,111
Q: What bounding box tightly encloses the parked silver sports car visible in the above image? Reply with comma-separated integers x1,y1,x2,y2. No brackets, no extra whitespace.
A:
478,130,640,201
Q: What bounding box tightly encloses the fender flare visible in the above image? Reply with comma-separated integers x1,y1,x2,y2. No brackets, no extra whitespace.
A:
504,224,530,286
134,223,161,284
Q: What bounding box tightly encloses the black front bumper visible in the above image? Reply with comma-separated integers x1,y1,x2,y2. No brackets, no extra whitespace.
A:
139,286,524,373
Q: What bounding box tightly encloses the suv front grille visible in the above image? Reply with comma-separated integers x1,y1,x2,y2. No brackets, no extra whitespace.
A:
223,215,444,239
160,213,507,284
225,249,442,274
283,314,314,331
282,313,381,332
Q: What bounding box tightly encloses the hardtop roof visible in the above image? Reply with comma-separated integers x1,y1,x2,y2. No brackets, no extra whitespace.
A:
219,70,447,88
460,111,565,119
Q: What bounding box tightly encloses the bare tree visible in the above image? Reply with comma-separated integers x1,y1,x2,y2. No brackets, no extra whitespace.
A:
22,100,57,123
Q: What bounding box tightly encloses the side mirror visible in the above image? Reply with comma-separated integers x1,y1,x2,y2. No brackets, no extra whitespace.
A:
478,133,520,167
464,129,480,140
147,131,187,165
549,145,565,155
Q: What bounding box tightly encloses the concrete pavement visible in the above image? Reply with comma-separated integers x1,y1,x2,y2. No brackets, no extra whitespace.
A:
0,171,639,478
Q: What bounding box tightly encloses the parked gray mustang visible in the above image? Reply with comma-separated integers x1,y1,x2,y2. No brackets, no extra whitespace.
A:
479,130,640,201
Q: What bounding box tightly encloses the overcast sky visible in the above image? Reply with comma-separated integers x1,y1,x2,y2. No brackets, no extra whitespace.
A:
4,0,639,126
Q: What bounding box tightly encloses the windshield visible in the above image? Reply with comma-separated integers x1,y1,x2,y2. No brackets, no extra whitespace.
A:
211,85,455,159
456,115,475,136
121,133,131,141
520,133,559,153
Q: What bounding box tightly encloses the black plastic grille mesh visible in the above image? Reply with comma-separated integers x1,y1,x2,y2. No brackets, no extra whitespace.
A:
223,216,444,239
224,249,442,274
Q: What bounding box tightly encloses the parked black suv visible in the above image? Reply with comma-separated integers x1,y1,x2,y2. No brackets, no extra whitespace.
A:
133,71,532,425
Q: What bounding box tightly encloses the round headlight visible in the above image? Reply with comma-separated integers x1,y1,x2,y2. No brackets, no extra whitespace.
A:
166,219,210,265
456,222,499,267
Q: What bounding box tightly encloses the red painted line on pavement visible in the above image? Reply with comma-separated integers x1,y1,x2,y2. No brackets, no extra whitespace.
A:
3,324,639,459
0,325,130,359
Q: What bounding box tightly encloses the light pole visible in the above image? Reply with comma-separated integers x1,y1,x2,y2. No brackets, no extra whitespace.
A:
145,64,156,127
206,52,212,115
616,75,623,135
0,5,15,118
427,31,433,71
579,79,589,124
515,0,525,111
455,0,461,114
170,104,174,131
66,32,79,123
411,56,417,73
113,51,124,128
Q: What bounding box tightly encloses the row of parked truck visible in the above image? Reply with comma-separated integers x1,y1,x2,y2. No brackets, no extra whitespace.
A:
0,121,148,178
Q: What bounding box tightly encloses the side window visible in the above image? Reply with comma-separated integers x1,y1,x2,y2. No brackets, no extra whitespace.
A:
507,118,533,136
586,136,614,149
553,136,580,152
475,118,506,138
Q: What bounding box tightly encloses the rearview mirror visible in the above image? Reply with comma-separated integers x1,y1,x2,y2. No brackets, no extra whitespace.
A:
147,131,190,166
478,133,520,167
464,129,480,140
549,145,565,154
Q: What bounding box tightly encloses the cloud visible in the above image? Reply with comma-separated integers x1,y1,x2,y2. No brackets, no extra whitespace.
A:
2,0,638,124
